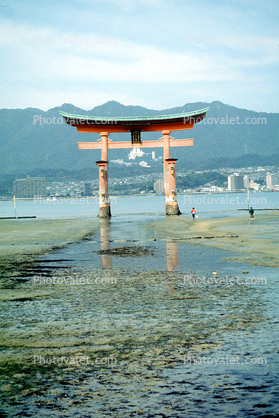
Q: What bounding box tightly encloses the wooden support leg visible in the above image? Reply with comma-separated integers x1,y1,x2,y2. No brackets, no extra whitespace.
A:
162,129,181,215
96,160,111,218
165,158,181,215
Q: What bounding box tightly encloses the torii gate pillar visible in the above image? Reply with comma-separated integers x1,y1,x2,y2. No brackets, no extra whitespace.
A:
96,162,111,218
96,132,111,218
162,130,181,215
165,158,181,215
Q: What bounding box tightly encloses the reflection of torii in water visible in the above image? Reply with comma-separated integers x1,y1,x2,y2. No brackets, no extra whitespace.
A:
165,240,179,298
99,219,112,269
166,241,179,272
60,107,209,217
98,221,179,272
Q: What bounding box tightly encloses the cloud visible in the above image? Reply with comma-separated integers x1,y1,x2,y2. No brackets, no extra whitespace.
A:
1,18,276,87
1,0,278,112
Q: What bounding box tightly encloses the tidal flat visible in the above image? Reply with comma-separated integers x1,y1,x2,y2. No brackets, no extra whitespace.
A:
0,218,99,282
148,212,279,267
0,215,278,417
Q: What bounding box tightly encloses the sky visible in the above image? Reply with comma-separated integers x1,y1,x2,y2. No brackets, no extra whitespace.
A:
0,0,278,112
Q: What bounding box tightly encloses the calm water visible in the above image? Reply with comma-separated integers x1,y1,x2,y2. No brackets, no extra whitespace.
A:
0,191,278,220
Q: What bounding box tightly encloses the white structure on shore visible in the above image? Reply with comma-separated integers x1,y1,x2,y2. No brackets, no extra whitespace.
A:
153,179,164,193
228,173,244,191
13,175,46,198
139,161,150,168
128,148,144,160
243,175,249,189
83,181,92,196
249,181,260,191
266,173,278,188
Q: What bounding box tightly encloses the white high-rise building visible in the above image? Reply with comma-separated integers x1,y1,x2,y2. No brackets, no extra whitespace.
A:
83,181,92,196
128,148,144,160
266,173,278,188
228,174,244,191
243,175,249,189
153,179,164,193
13,175,46,198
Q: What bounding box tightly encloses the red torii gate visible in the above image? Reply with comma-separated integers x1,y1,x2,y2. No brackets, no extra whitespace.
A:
60,107,209,217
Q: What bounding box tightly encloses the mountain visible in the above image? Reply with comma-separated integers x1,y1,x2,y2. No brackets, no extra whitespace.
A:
0,101,278,178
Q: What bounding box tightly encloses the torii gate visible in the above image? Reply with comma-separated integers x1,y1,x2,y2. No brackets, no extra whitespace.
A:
60,107,209,217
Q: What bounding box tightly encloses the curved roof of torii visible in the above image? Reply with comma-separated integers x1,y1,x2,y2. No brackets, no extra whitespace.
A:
59,107,210,133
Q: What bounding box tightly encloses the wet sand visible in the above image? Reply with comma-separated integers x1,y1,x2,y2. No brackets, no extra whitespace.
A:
0,214,278,416
0,218,99,257
148,212,279,267
2,213,278,267
0,264,271,416
0,218,99,280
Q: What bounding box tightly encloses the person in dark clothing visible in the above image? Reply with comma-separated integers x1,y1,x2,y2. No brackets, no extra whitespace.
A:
249,207,254,219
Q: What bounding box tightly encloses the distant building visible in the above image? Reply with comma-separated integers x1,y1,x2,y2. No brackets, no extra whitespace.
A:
228,174,244,191
243,175,249,189
266,173,278,188
111,159,132,166
83,181,92,196
139,161,150,168
153,179,164,193
249,181,260,191
13,175,46,198
128,148,144,160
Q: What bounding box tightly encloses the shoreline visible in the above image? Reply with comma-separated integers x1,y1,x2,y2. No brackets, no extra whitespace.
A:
0,189,276,202
147,211,279,268
1,213,279,268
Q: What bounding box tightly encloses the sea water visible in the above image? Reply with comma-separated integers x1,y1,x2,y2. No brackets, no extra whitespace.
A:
0,191,278,220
